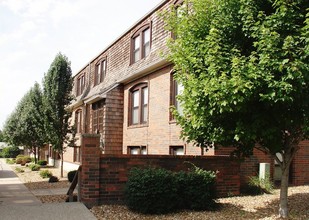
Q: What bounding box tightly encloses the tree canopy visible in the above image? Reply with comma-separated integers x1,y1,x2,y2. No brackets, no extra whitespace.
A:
163,0,309,218
0,130,4,142
2,82,45,162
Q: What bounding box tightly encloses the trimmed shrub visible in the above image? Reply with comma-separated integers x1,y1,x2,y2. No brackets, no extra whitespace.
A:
125,167,178,214
15,167,25,173
175,166,217,210
67,170,77,182
16,157,23,164
15,155,32,165
29,163,41,171
38,160,47,166
1,146,20,158
40,170,53,178
125,166,217,214
23,156,32,163
48,176,59,183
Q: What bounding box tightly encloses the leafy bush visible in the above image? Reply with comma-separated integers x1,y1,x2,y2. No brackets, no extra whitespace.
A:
38,160,47,166
6,158,15,164
125,166,217,214
67,170,77,182
15,157,23,164
247,173,274,195
1,146,20,158
175,165,217,210
48,176,59,183
23,156,32,163
29,163,41,171
15,167,25,173
15,155,32,165
125,167,178,214
40,170,53,178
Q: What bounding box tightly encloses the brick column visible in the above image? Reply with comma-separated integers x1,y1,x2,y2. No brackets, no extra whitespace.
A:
80,134,101,208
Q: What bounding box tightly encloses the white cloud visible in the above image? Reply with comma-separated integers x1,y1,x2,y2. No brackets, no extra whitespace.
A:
0,0,25,14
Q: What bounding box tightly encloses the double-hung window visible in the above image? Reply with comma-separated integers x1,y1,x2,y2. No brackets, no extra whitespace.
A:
92,99,105,133
130,83,148,125
76,74,85,96
171,74,184,119
174,80,184,115
75,110,82,133
95,59,107,86
131,25,151,64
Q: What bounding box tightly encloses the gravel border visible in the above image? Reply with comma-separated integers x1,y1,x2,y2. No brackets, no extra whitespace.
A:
10,164,309,219
90,186,309,220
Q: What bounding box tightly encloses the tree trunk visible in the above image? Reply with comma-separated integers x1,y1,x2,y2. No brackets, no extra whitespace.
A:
37,147,40,161
61,151,64,178
34,147,37,164
53,150,55,167
279,163,290,218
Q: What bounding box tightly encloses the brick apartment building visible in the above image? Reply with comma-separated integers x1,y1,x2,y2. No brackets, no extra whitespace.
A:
56,0,308,187
59,0,207,169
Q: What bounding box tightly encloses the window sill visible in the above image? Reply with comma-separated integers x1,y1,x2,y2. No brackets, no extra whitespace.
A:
169,119,177,124
128,123,149,129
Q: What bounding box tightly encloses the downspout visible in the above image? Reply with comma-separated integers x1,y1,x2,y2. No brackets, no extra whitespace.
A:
83,62,91,133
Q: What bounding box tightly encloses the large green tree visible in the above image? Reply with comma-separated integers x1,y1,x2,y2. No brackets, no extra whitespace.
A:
43,53,73,177
3,83,46,162
164,0,309,218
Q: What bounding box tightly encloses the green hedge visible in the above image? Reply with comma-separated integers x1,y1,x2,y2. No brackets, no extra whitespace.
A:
38,160,47,166
124,165,216,214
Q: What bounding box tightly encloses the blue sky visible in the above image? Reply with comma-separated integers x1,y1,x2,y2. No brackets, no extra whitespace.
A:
0,0,163,129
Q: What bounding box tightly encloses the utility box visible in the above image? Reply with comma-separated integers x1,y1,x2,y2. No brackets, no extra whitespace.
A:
259,163,270,180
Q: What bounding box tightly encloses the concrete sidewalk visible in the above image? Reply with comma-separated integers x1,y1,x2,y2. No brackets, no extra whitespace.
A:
0,159,96,220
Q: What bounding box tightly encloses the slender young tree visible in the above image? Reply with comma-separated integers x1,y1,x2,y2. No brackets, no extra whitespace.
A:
43,53,73,177
22,82,46,163
163,0,309,218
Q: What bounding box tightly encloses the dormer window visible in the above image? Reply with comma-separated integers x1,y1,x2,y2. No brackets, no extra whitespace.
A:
131,25,151,64
76,74,85,96
95,59,107,86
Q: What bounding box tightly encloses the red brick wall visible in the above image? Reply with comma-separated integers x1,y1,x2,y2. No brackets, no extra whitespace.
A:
215,146,273,187
80,134,101,208
99,154,240,204
240,148,273,187
104,85,124,154
80,135,240,207
291,141,309,185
